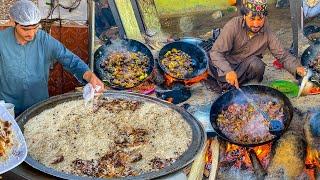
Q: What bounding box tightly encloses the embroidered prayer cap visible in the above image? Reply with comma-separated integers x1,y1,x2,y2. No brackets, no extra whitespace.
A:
243,0,268,13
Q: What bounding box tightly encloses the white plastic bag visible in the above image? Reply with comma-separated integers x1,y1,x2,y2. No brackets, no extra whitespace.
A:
83,83,101,107
0,104,14,121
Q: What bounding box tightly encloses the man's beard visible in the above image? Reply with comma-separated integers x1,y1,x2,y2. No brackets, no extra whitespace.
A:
246,24,263,33
250,27,262,33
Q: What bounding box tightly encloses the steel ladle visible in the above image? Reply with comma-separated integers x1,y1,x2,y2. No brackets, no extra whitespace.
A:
237,88,284,135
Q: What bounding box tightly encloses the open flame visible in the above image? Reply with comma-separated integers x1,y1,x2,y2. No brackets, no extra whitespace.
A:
305,146,320,169
220,143,272,170
252,143,272,168
304,146,320,180
224,143,252,169
164,71,208,87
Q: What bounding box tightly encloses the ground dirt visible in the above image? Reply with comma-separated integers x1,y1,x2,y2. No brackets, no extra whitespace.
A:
179,6,320,117
179,6,320,180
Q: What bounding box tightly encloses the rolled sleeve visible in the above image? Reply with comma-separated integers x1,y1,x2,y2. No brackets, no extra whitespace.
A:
209,19,235,76
267,32,301,76
45,32,90,84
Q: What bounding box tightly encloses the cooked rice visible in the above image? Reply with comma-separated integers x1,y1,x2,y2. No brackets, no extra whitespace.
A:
0,119,14,162
24,98,192,177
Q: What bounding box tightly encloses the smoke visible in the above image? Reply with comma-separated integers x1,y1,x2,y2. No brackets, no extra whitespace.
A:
105,39,131,58
218,167,256,180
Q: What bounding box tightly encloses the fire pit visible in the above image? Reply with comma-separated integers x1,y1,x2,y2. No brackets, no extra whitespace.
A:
197,131,319,180
304,112,320,179
188,88,320,179
305,146,320,178
219,142,272,171
207,85,293,179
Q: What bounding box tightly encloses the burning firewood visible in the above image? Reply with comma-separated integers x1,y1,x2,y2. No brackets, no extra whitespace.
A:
248,149,267,179
303,112,320,179
265,131,306,179
188,141,210,180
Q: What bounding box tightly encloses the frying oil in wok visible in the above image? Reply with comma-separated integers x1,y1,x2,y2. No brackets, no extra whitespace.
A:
217,93,284,144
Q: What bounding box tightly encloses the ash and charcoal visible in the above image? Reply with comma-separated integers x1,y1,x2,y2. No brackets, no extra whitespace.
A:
217,167,257,180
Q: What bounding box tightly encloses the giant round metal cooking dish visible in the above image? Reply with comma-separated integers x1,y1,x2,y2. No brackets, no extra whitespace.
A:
16,91,206,180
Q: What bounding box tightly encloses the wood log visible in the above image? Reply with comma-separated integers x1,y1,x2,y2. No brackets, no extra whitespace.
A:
209,137,220,180
248,149,267,180
265,131,306,179
188,141,209,180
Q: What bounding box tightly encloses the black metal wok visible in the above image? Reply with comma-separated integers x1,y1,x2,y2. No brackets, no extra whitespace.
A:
158,41,209,80
303,25,320,43
210,85,293,147
94,39,155,90
16,91,206,180
301,40,320,86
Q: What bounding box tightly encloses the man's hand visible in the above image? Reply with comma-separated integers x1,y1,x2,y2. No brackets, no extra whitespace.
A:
296,66,306,77
83,71,105,93
225,71,239,88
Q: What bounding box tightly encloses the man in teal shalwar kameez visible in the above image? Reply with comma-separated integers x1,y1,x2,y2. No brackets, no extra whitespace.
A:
0,0,104,115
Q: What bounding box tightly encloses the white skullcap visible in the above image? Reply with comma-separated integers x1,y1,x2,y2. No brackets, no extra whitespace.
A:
9,0,41,26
